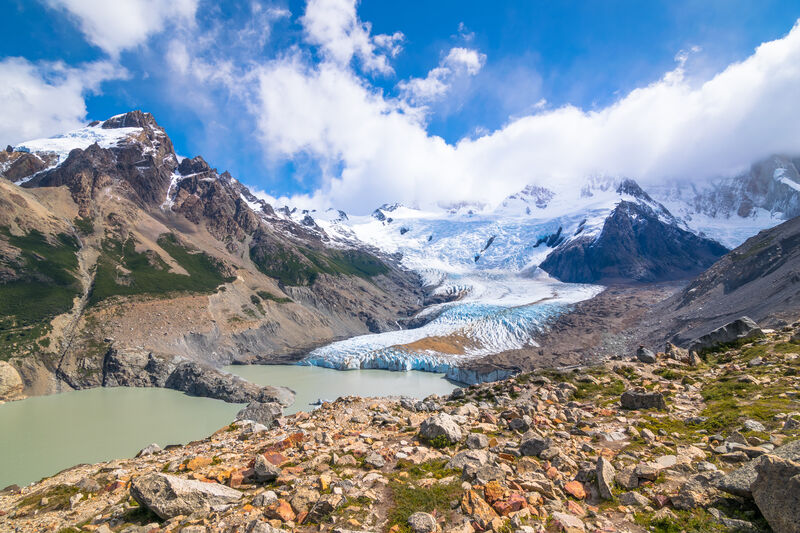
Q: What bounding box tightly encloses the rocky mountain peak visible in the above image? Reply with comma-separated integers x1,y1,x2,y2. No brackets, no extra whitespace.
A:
102,110,162,131
616,178,653,202
178,155,212,176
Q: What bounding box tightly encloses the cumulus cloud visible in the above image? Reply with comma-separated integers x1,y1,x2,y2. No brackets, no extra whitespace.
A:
251,19,800,213
399,47,486,103
0,57,124,144
43,0,198,56
301,0,404,74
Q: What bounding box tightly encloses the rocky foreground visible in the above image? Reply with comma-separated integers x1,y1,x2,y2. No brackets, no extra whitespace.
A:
2,320,800,533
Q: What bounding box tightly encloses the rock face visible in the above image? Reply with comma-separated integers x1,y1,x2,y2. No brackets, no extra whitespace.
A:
103,349,294,406
419,413,462,444
688,317,764,353
620,390,666,410
130,473,242,519
751,455,800,533
0,361,23,400
540,191,728,283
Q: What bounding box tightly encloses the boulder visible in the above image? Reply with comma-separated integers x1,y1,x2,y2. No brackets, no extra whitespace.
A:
419,413,462,444
636,346,657,364
619,491,650,507
407,511,439,533
466,433,489,450
236,401,283,427
306,493,343,523
620,390,667,410
130,473,242,519
718,439,800,497
751,455,800,533
446,449,491,470
0,361,23,400
670,472,724,510
688,317,764,353
253,455,281,483
596,457,615,500
364,452,386,469
135,443,162,457
664,342,689,362
519,432,553,457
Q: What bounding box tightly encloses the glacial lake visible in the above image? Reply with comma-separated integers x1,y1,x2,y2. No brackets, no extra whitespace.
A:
0,365,457,488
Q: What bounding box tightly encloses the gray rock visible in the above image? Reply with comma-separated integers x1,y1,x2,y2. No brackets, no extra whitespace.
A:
620,390,667,410
236,401,283,427
519,432,553,457
688,317,764,353
596,457,615,500
306,493,343,523
509,416,531,432
290,487,320,514
75,477,101,493
135,443,162,457
466,433,489,450
615,466,639,489
718,439,800,497
252,490,277,507
751,455,800,533
245,520,283,533
253,455,281,483
619,491,650,507
550,511,586,532
447,449,491,470
364,452,386,469
784,417,800,431
419,413,462,444
671,472,724,510
130,473,242,519
742,419,765,432
462,463,506,484
407,511,438,533
636,346,657,364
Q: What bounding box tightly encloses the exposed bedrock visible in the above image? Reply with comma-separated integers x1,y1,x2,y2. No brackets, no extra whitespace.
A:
102,348,295,406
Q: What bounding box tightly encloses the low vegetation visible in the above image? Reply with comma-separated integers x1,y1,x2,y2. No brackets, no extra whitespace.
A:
90,233,234,305
249,242,389,286
0,227,82,359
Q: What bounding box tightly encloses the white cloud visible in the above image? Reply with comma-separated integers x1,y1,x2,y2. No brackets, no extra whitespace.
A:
0,57,124,145
301,0,403,74
43,0,198,56
252,19,800,214
399,47,485,103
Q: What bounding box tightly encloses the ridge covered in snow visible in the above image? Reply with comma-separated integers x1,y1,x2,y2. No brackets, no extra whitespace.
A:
13,123,143,183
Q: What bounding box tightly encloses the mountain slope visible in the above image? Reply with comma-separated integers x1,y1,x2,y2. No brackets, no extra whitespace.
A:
645,214,800,347
0,111,422,398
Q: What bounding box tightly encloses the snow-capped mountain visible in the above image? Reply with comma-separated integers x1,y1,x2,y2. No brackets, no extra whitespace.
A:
651,155,800,247
6,111,797,382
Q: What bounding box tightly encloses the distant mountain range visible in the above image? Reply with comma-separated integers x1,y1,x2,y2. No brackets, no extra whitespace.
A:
2,110,800,397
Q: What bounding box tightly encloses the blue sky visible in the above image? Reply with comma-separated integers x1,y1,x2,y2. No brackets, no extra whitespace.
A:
2,1,800,212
